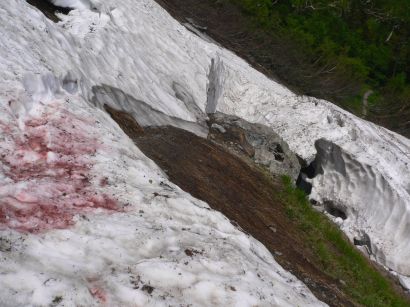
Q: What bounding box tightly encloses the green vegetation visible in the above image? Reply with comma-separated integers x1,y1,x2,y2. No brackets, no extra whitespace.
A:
280,176,409,306
224,0,410,136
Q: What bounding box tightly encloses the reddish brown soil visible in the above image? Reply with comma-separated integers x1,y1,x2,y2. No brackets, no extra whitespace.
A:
105,106,356,306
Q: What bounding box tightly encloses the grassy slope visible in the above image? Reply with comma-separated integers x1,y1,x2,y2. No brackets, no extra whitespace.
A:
281,176,409,307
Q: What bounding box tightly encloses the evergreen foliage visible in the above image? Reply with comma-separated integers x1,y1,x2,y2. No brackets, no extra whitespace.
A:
227,0,410,134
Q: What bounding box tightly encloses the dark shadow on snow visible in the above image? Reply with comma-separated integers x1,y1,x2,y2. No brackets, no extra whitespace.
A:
26,0,72,22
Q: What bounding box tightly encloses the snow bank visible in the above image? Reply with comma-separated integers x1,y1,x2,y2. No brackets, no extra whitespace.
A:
1,0,409,301
0,1,328,305
195,10,410,280
216,66,410,276
219,69,410,276
0,72,324,306
312,138,410,274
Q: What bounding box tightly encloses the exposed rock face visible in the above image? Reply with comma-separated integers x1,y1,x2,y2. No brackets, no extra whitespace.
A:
208,112,300,181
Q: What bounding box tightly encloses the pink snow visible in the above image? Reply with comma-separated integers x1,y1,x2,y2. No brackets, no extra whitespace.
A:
0,102,120,233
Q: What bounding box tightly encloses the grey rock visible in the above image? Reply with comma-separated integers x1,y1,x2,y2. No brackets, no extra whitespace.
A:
211,123,226,134
208,112,300,181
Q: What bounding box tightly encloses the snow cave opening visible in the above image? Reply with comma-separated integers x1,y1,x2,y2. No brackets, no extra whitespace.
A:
26,0,72,22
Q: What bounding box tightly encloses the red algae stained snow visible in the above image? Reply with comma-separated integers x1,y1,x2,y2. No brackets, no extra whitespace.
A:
0,103,119,233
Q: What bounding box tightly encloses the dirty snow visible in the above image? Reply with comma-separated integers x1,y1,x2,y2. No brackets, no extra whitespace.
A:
0,75,324,306
0,0,409,306
0,0,328,305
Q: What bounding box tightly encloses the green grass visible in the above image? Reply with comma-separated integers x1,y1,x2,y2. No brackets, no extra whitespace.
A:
280,176,410,307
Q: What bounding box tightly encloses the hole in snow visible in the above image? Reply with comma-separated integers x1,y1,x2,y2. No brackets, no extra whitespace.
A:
26,0,72,22
324,201,347,220
353,232,372,254
302,160,316,179
296,173,312,194
296,160,316,194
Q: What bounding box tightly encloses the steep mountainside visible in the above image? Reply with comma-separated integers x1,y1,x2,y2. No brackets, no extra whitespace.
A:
0,0,409,306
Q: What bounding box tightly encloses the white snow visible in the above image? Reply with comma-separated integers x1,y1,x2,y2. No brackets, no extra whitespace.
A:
0,74,323,306
51,0,91,10
216,52,410,277
0,0,327,305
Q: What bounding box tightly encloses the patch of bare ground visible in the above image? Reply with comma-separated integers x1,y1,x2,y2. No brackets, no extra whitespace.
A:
106,105,358,306
107,106,410,305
